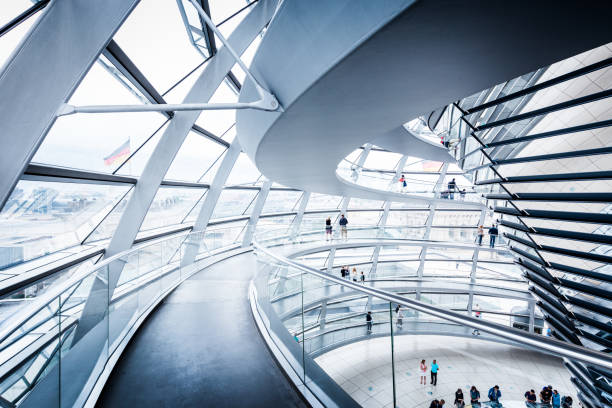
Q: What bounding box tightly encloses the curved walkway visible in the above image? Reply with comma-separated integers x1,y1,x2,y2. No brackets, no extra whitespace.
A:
96,253,306,408
236,0,610,199
335,171,486,209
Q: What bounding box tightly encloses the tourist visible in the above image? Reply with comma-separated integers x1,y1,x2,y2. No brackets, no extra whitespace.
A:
429,400,439,408
340,266,346,279
488,385,501,405
430,359,439,386
448,178,456,199
325,217,332,241
454,388,465,407
366,311,372,333
459,188,466,200
525,389,537,406
477,225,484,246
470,386,480,405
396,309,403,329
540,385,552,404
552,389,561,408
439,399,445,408
339,214,348,240
399,174,407,191
352,267,358,282
360,270,365,283
419,359,427,385
488,224,498,248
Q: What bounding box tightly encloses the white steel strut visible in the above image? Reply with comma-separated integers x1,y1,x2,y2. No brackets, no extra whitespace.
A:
57,0,279,117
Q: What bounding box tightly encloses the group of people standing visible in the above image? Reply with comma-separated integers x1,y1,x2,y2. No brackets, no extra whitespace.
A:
525,385,573,407
419,359,439,386
325,214,349,241
441,178,467,200
477,224,498,248
397,175,468,200
340,266,365,283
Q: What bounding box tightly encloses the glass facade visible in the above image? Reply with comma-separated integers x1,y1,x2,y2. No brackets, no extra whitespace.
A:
0,2,609,407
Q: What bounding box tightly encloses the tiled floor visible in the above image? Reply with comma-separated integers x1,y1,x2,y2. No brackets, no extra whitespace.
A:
315,335,577,408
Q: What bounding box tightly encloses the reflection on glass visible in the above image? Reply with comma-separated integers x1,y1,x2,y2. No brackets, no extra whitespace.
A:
0,180,131,268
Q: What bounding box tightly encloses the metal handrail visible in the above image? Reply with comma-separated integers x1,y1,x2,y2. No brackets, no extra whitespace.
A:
0,225,238,344
253,240,612,370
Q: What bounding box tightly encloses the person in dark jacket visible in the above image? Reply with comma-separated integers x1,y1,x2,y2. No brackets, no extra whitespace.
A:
339,214,348,240
366,311,372,333
488,224,498,248
540,386,552,404
488,385,501,405
454,388,465,407
325,217,332,241
525,389,537,406
448,178,457,199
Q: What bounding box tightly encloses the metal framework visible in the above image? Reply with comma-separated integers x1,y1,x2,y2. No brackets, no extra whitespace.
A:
442,51,612,407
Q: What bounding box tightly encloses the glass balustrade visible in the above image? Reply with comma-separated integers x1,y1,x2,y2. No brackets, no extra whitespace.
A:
336,159,485,203
250,235,574,408
0,224,245,407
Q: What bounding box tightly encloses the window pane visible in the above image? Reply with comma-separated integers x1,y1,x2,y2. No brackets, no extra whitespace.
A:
386,210,429,226
0,3,43,68
305,193,342,211
85,189,134,243
225,153,262,186
33,59,167,173
140,187,207,231
165,132,227,182
211,189,257,220
0,180,131,267
261,191,302,214
195,82,237,135
113,0,206,92
432,210,481,227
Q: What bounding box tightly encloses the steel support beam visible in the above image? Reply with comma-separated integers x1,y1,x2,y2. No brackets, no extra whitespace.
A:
181,140,242,266
242,180,272,246
75,0,277,339
476,89,612,131
0,0,141,209
290,192,310,239
418,162,447,277
327,248,336,273
467,57,612,115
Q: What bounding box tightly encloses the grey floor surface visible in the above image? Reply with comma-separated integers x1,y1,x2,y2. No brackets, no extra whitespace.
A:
96,253,307,407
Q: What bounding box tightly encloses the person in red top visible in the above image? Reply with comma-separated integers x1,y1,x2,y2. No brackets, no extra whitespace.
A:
398,174,407,191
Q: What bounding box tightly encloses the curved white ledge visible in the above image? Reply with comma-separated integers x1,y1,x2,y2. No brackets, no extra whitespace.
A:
236,0,610,198
335,169,487,209
371,126,456,164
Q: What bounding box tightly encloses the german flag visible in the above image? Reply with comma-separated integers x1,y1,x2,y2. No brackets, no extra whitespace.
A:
104,140,130,166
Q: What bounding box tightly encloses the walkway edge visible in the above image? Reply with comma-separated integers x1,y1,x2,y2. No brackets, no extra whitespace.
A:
249,282,325,408
84,246,251,408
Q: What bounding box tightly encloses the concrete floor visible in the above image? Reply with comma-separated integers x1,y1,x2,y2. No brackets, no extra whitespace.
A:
96,253,307,408
316,335,578,408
